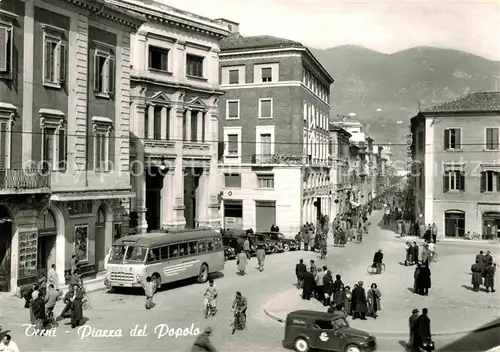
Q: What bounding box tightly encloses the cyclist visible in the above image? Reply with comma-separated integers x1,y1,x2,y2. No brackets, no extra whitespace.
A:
231,291,247,334
191,326,217,352
203,279,217,318
372,249,384,274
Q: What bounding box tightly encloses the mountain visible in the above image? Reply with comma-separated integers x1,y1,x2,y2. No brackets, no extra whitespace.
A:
311,45,500,160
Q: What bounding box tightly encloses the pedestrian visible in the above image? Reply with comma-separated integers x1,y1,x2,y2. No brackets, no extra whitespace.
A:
38,272,47,298
334,226,339,246
483,250,493,265
397,220,403,237
32,292,45,331
44,284,60,319
344,286,352,315
309,260,317,276
236,250,247,275
414,308,432,351
333,283,346,309
484,261,496,293
295,259,307,288
431,223,438,244
405,242,412,266
333,274,343,294
191,326,217,352
412,242,419,265
294,232,302,250
418,263,431,296
143,276,156,309
476,250,485,269
424,224,432,243
70,254,78,274
0,334,20,352
470,260,483,292
302,227,310,251
47,264,59,289
367,283,381,319
413,263,421,293
104,247,111,272
330,304,348,320
256,243,266,272
421,244,430,266
408,309,419,350
70,284,84,328
322,269,333,306
351,281,368,320
302,270,315,300
58,286,74,320
315,268,325,303
29,285,40,325
243,237,251,260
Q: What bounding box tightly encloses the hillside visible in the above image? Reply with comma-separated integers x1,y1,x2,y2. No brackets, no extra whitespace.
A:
311,45,500,160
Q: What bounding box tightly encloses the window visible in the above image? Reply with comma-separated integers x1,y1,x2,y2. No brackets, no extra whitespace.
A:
260,133,272,155
169,244,179,258
213,237,222,250
444,128,461,150
160,246,169,260
224,174,241,188
259,98,273,118
313,320,334,330
480,171,500,192
93,47,115,97
198,241,207,253
187,242,197,255
0,25,13,76
148,45,169,71
443,170,465,192
42,27,67,88
229,69,239,84
0,121,7,168
40,109,67,171
207,241,214,252
178,243,188,257
148,248,160,262
186,54,204,78
261,67,272,82
92,117,112,171
226,100,240,119
486,128,499,150
227,134,238,155
153,106,161,140
257,174,274,188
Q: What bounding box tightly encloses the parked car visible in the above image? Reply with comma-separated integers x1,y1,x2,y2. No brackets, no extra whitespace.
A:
255,232,284,253
221,229,256,255
261,231,297,251
253,233,273,253
222,236,237,260
282,310,377,352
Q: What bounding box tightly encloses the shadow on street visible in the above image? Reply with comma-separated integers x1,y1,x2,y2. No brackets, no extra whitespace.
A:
437,318,500,351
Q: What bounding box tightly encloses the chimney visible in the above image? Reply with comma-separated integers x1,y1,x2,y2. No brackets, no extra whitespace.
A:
214,18,239,34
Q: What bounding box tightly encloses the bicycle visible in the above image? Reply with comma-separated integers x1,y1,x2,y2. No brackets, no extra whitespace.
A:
204,298,217,318
82,290,91,309
430,252,438,262
367,263,386,275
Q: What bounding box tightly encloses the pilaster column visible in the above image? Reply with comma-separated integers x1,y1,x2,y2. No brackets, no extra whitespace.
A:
196,111,203,142
196,168,209,226
160,107,168,140
185,109,192,141
168,108,174,140
133,103,148,233
161,169,174,228
147,105,154,139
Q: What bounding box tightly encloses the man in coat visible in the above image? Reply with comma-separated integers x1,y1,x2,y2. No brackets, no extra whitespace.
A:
243,237,251,260
295,259,307,288
47,264,59,289
471,260,483,292
191,326,217,352
294,232,302,250
322,269,334,306
302,227,310,251
413,308,431,351
476,251,485,271
351,281,368,320
302,270,315,300
431,223,438,244
418,264,431,295
484,261,496,293
483,250,493,266
408,308,419,350
256,243,266,272
411,242,419,265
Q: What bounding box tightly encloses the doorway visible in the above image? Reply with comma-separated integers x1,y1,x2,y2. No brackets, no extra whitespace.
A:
37,210,57,277
255,200,276,232
95,206,106,271
444,210,465,237
482,212,500,240
0,206,12,292
146,166,164,231
184,167,201,229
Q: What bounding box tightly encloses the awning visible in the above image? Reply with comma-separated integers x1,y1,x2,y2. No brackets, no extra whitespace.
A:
51,190,135,202
481,164,500,172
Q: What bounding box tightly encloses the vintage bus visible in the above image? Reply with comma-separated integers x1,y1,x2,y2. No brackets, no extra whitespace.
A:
105,228,224,292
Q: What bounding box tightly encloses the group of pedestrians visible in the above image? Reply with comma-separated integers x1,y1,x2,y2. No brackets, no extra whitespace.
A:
408,308,433,352
295,259,382,320
471,250,496,292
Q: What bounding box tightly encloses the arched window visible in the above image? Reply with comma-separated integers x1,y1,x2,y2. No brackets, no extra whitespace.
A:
444,210,465,237
38,210,56,234
96,206,106,225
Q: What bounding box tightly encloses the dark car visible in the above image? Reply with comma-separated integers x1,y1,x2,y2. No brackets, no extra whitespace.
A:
222,236,237,260
253,233,273,253
255,232,284,253
261,231,297,251
221,229,256,256
282,310,376,352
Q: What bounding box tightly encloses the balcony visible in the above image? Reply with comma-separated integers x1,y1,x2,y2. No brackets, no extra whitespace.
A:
252,153,310,165
144,139,176,156
182,142,210,158
0,169,50,194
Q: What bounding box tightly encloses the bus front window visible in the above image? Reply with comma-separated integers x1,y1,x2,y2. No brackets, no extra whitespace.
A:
125,246,147,262
110,245,126,260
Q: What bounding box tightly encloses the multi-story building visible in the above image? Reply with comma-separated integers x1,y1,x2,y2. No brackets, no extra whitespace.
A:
117,0,230,233
411,92,500,239
329,124,351,220
372,144,383,199
218,30,334,234
0,0,143,293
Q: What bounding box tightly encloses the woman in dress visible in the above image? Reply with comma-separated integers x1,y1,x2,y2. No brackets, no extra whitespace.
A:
236,250,248,275
231,291,247,334
367,283,381,319
70,284,84,328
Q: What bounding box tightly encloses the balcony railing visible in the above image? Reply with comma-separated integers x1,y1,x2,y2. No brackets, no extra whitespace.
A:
0,169,50,191
252,153,310,165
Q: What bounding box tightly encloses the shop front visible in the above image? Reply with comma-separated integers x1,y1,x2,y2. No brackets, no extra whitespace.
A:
482,212,500,240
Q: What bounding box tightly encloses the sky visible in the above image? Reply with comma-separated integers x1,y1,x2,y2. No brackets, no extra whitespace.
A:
158,0,500,61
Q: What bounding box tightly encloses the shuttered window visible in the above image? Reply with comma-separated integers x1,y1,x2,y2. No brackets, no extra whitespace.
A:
94,50,115,96
58,129,67,171
227,134,238,155
0,26,12,73
227,101,239,119
481,171,499,192
443,170,464,192
229,69,239,84
0,122,7,168
444,128,461,150
260,133,272,155
486,128,499,150
95,132,108,171
153,106,161,140
259,99,272,118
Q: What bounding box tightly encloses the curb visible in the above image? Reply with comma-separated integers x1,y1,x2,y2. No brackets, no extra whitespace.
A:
262,291,500,337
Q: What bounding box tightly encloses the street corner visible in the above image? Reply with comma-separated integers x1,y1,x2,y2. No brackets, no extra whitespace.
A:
262,288,313,324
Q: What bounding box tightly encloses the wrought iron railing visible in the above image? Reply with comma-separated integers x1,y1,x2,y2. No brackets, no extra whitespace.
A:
0,169,50,190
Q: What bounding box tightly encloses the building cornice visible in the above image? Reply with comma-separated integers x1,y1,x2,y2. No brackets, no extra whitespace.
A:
130,75,225,96
64,0,145,30
106,0,230,38
220,47,334,84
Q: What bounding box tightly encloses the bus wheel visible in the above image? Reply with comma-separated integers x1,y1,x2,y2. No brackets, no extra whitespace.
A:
152,275,161,293
198,264,209,283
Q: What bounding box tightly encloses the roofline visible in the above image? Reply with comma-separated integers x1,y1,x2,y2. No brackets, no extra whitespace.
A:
214,18,240,25
419,110,500,116
107,0,230,38
220,46,334,84
329,125,352,138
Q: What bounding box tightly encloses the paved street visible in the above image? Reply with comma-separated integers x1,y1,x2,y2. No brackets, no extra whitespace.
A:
1,210,499,352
